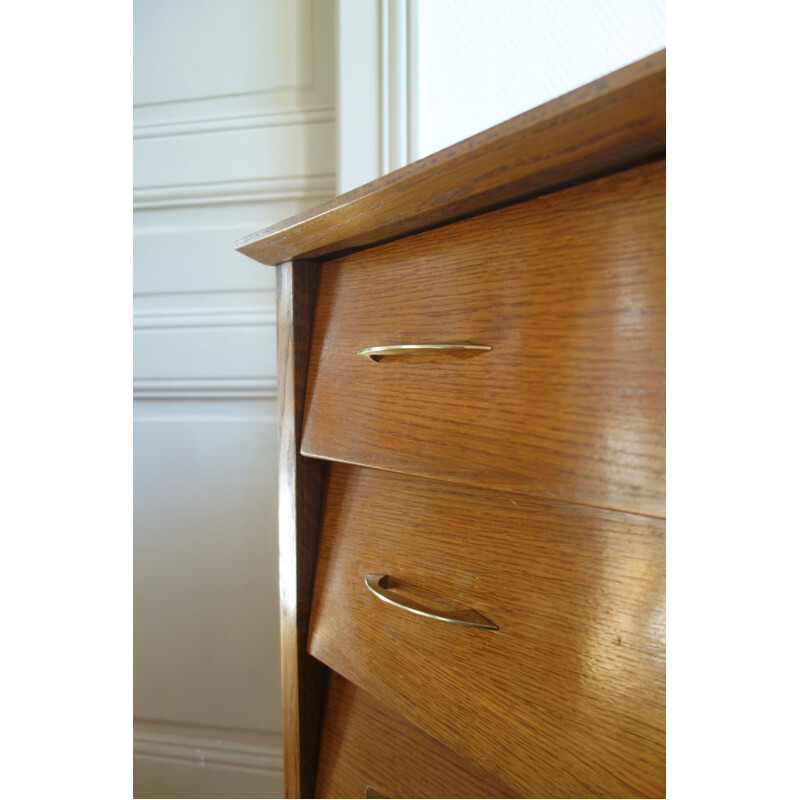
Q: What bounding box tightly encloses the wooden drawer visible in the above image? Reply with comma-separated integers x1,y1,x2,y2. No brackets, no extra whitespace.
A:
308,463,665,798
315,672,516,798
301,160,665,518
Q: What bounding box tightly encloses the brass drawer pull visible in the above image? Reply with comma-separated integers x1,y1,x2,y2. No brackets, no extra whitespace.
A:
365,573,498,630
357,344,492,362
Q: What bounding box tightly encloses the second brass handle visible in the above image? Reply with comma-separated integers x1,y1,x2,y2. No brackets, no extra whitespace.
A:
358,344,492,361
365,573,498,630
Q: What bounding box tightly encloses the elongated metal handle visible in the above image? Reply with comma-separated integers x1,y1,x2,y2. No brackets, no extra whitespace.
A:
365,573,498,630
357,344,491,362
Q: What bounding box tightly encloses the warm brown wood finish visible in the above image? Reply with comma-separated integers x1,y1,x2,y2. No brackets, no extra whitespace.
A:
301,160,665,518
236,50,664,265
308,463,665,798
315,673,517,799
241,53,666,800
276,262,329,798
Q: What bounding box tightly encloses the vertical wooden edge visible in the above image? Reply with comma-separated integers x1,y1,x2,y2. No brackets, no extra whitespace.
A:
277,260,329,799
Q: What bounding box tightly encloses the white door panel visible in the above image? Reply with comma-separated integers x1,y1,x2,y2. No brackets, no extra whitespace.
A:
133,2,335,797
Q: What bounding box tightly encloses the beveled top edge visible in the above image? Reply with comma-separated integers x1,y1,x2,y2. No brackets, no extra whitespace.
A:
236,49,665,266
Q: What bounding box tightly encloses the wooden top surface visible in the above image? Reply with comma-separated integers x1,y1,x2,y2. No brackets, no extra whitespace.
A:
236,49,665,266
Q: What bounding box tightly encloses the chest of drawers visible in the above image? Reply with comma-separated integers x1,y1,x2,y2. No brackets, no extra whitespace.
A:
237,50,665,799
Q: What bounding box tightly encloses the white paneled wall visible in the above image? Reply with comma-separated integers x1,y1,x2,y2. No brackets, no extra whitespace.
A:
338,0,665,191
133,2,335,797
416,0,666,157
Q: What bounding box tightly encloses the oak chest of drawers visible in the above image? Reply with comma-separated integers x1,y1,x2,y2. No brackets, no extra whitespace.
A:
238,50,666,799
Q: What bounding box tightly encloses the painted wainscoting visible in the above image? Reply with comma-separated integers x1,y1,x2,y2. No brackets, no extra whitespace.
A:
133,2,335,797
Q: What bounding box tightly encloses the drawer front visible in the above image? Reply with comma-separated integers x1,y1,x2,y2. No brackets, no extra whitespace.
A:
301,160,665,518
315,672,515,799
308,463,665,798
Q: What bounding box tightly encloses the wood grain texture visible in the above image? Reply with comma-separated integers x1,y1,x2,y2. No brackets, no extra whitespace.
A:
276,261,328,799
236,50,664,266
308,463,665,799
301,160,665,518
315,673,517,799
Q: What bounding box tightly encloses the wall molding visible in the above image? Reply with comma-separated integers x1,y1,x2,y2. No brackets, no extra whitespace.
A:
134,175,336,211
380,0,419,174
134,730,282,776
133,84,314,112
133,377,277,401
133,308,276,330
338,0,418,192
134,106,336,140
